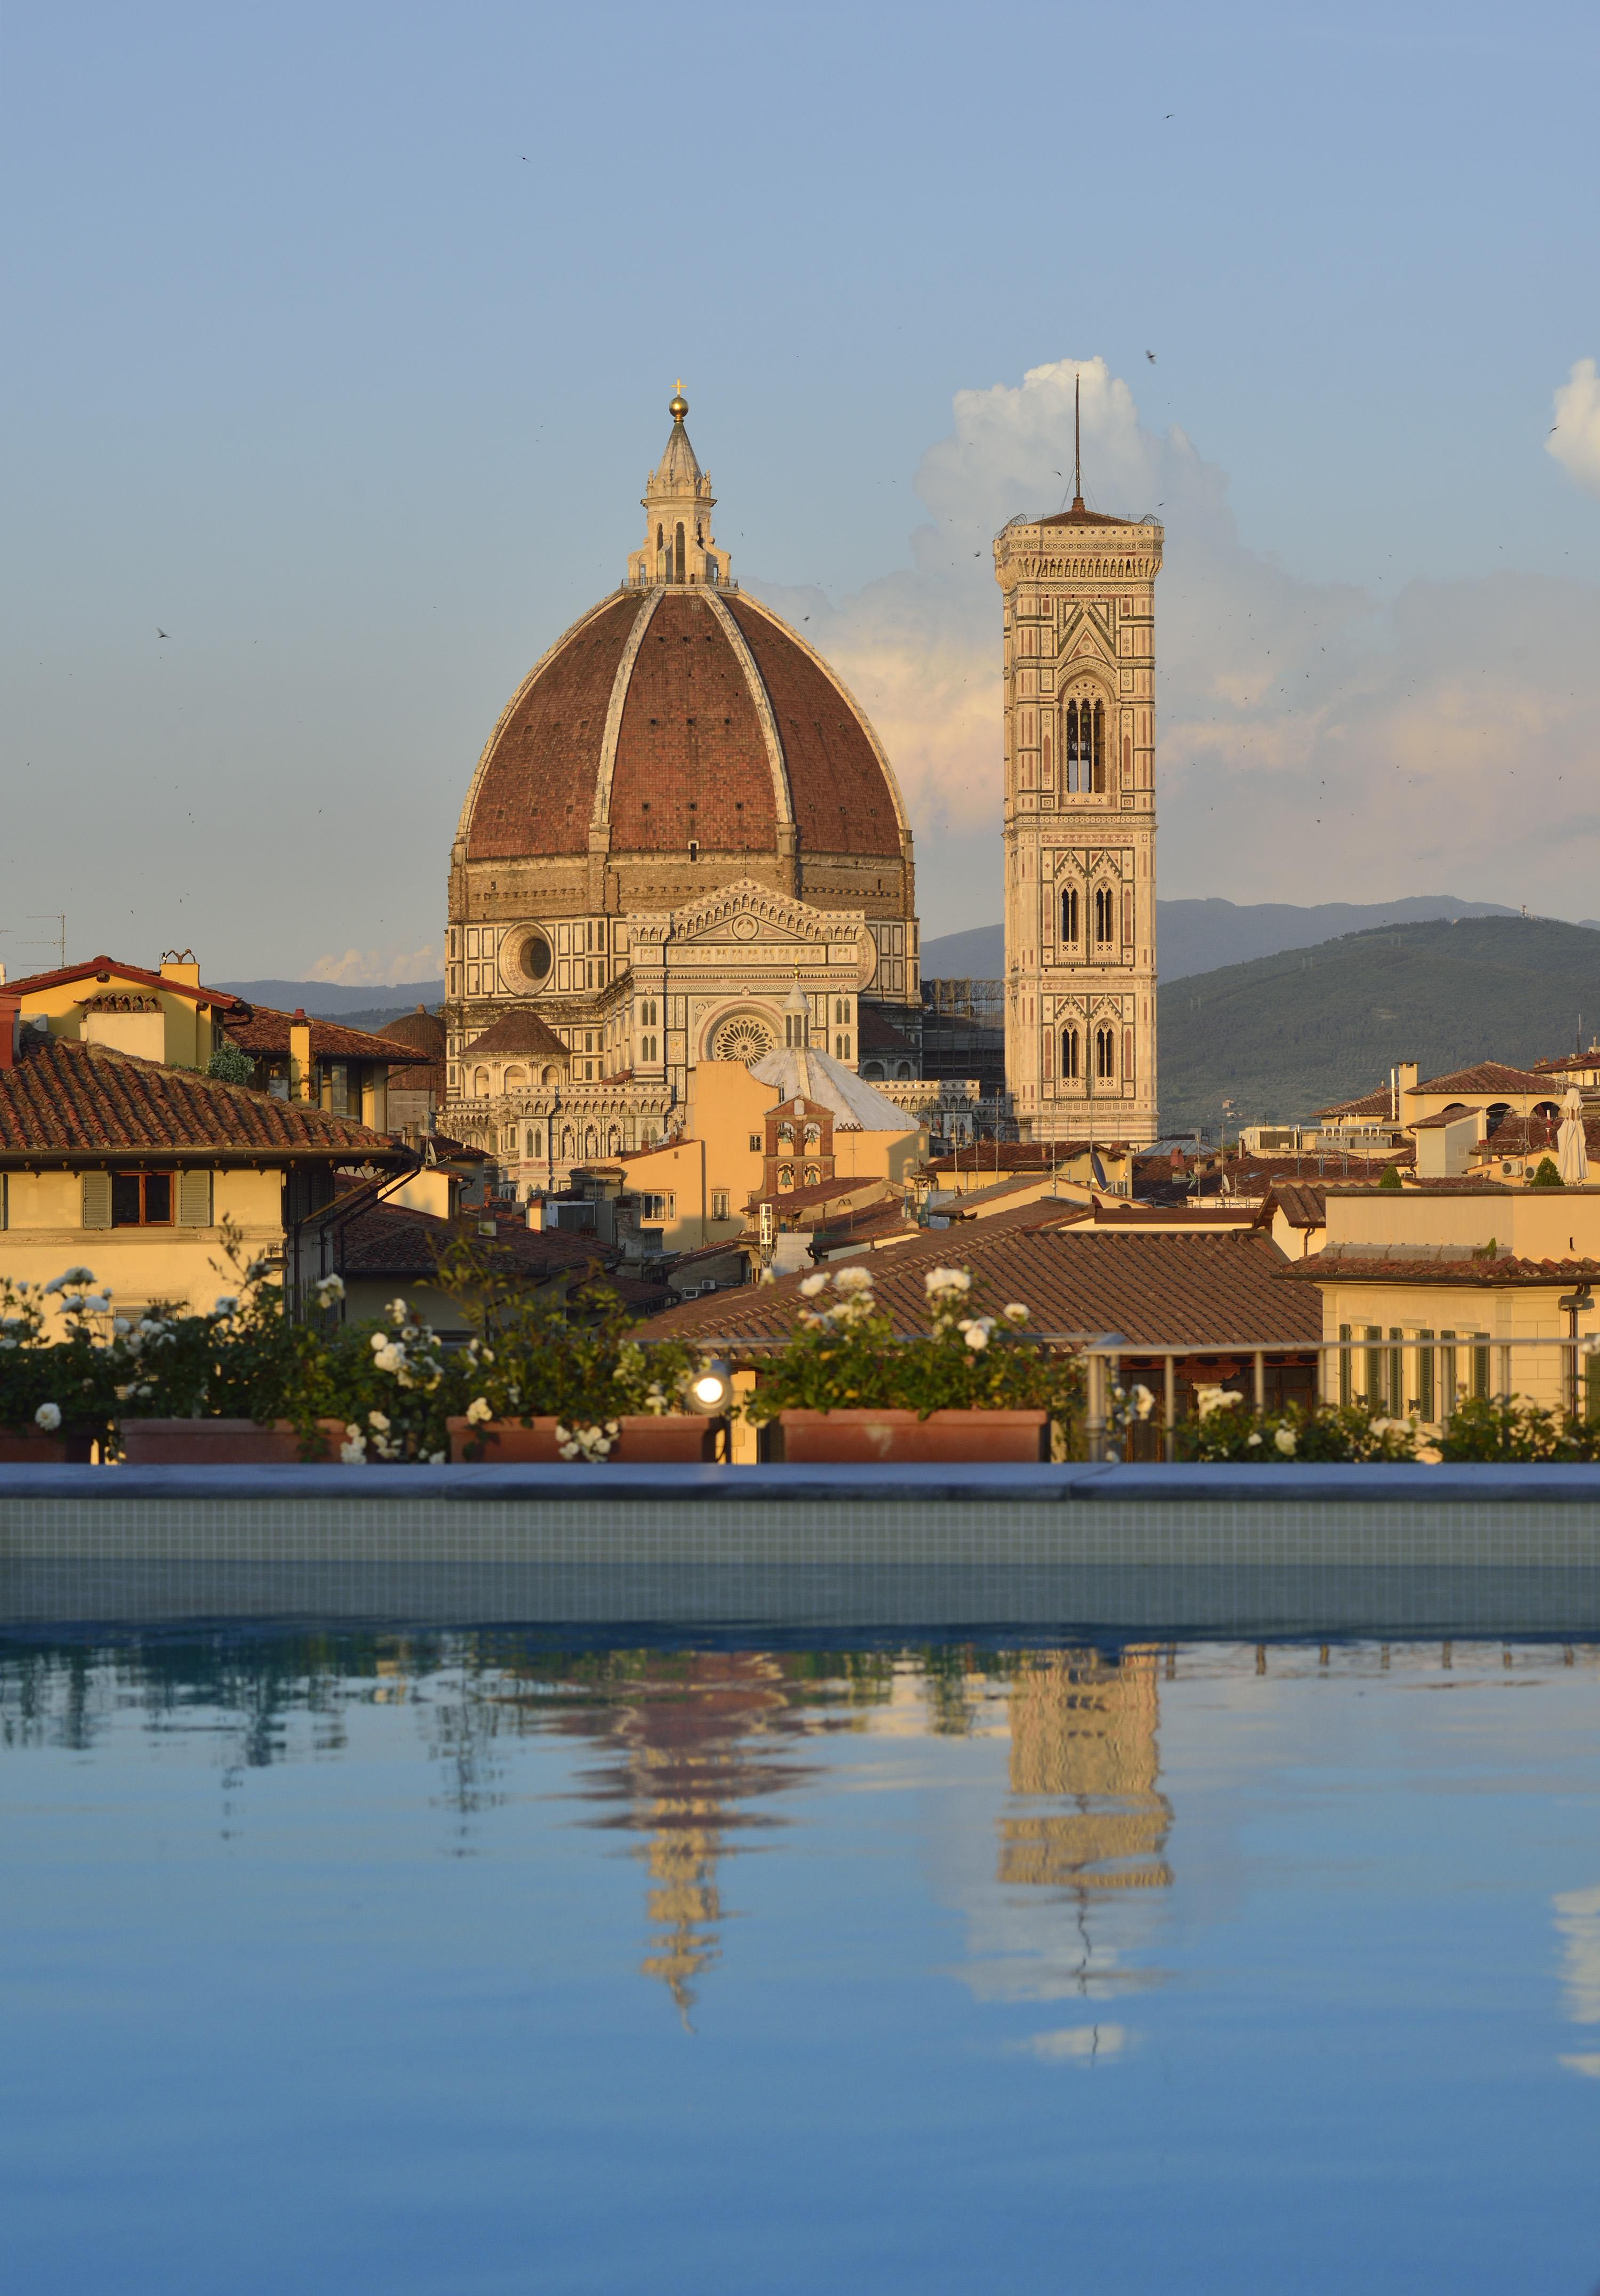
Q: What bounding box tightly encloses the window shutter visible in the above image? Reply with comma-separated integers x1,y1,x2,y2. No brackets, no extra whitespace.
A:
82,1170,113,1229
178,1170,212,1226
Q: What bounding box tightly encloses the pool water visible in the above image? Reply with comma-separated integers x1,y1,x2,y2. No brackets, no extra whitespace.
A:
4,1629,1600,2293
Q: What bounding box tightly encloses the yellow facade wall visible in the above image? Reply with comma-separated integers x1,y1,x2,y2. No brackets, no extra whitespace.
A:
18,963,221,1070
0,1168,283,1326
1313,1278,1580,1418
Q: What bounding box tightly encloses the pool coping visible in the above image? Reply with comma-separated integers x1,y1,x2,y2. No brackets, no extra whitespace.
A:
4,1460,1600,1503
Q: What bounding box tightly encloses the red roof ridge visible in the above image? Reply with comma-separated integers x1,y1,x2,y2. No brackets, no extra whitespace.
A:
4,954,243,1009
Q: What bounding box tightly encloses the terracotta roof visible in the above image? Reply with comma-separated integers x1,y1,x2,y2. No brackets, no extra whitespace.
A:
1532,1050,1600,1074
1255,1183,1327,1231
1483,1112,1591,1154
1035,504,1135,528
1316,1086,1395,1119
645,1227,1320,1348
1418,1061,1551,1094
746,1176,890,1216
857,1005,918,1055
375,1008,446,1058
0,1035,406,1162
461,1009,571,1061
426,1132,490,1163
1282,1246,1600,1286
459,587,904,868
810,1201,917,1249
6,956,243,1010
1088,1201,1259,1226
222,1003,426,1063
929,1141,1125,1174
335,1201,614,1280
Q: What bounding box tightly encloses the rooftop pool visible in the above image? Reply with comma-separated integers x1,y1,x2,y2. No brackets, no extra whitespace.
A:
5,1623,1600,2293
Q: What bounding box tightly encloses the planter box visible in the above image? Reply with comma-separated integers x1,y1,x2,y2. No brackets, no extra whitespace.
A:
446,1414,717,1465
778,1408,1050,1464
117,1418,347,1466
0,1427,69,1464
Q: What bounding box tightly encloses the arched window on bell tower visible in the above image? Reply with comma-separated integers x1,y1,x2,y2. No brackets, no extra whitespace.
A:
1065,694,1107,793
1060,1025,1079,1080
1060,886,1079,944
674,522,686,582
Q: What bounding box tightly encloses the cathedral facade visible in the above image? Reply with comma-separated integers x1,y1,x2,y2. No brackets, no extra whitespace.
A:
443,391,923,1184
993,451,1163,1145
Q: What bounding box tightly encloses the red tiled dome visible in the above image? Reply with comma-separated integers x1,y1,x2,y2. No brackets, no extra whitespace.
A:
459,587,906,865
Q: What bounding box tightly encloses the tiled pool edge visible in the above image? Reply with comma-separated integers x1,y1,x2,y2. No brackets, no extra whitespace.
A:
3,1463,1600,1632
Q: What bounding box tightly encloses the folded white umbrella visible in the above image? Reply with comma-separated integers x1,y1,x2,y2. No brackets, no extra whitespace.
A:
1558,1085,1589,1185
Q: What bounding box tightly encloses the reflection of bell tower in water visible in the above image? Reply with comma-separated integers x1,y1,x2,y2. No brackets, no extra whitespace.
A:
1001,1648,1172,1897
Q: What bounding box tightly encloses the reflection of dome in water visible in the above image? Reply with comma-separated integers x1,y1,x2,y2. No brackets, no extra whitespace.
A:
713,1012,775,1062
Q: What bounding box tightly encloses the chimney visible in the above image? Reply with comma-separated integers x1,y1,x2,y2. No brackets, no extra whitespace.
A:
0,985,19,1071
289,1011,313,1101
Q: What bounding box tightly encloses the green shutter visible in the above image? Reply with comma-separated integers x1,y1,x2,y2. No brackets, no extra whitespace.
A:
178,1170,212,1226
81,1170,112,1229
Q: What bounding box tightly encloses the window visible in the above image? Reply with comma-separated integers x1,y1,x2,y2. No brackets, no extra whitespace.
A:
711,1191,730,1221
1094,886,1115,945
1060,1026,1079,1080
112,1171,173,1226
749,1134,763,1152
1065,696,1106,792
473,1066,490,1096
1094,1027,1115,1081
1060,887,1078,943
527,1127,542,1158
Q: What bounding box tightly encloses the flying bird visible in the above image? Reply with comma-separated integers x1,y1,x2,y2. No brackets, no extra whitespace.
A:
1146,350,1156,362
1165,111,1175,118
156,628,170,639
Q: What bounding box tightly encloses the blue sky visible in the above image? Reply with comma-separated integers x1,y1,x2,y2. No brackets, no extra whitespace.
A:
4,1,1598,981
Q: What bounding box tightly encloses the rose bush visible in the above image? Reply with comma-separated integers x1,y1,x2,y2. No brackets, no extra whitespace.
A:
743,1263,1083,1426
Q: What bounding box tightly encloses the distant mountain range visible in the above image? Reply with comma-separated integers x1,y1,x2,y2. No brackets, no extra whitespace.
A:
919,894,1554,986
1156,914,1600,1136
216,977,444,1017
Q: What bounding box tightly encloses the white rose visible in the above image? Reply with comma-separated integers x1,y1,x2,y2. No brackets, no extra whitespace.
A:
1274,1426,1298,1456
465,1397,492,1425
212,1296,238,1318
1002,1302,1030,1324
35,1402,62,1432
834,1266,874,1294
1247,1431,1263,1447
798,1273,829,1298
367,1410,391,1432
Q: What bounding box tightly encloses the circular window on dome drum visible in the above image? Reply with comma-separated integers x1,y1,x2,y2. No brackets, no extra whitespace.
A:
514,930,553,988
713,1013,777,1064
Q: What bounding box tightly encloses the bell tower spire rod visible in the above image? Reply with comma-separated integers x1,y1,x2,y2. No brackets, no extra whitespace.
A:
1073,372,1083,511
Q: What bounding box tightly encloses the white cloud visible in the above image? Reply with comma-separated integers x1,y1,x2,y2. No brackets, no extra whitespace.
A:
1012,2022,1127,2063
1549,359,1600,495
749,356,1600,931
308,944,441,987
1554,1884,1600,2025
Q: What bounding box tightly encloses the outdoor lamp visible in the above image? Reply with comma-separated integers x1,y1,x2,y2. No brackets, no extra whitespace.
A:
688,1359,733,1414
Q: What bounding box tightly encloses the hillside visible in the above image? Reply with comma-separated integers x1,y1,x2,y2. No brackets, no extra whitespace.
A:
921,893,1526,986
1156,916,1600,1136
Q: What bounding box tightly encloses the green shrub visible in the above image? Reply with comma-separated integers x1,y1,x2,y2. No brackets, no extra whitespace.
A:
1436,1394,1600,1461
1377,1163,1403,1191
1528,1157,1564,1188
1175,1398,1419,1463
206,1041,255,1086
743,1263,1083,1426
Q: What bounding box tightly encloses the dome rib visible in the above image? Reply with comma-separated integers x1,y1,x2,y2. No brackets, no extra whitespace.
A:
590,587,662,830
724,595,908,857
705,589,795,834
459,592,643,861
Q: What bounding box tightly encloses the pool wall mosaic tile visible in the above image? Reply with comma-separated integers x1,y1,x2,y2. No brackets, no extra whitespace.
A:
4,1463,1600,1632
